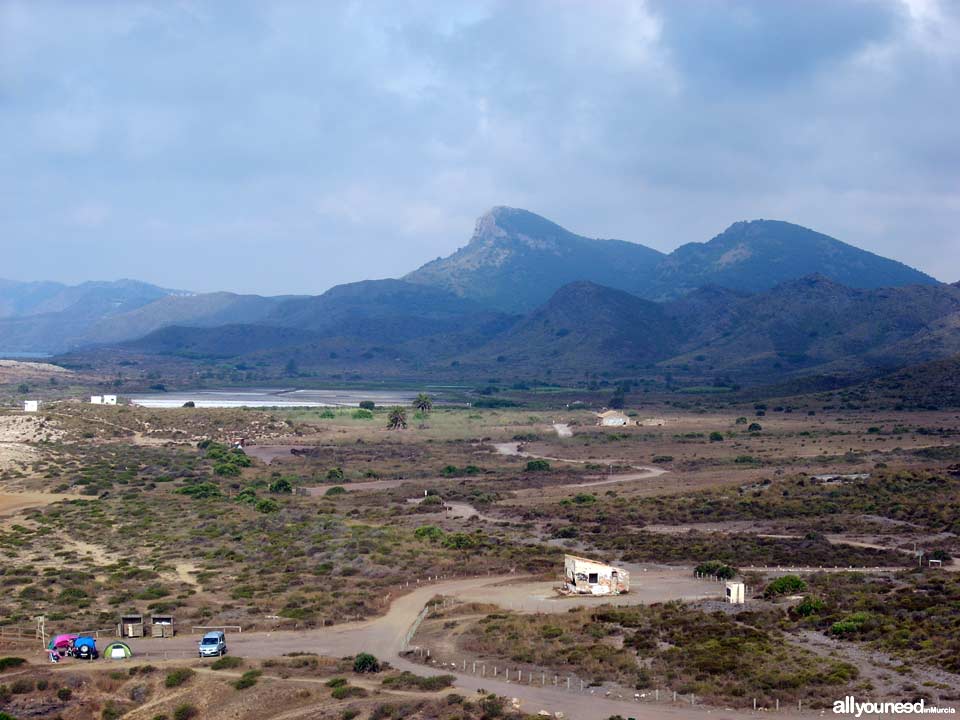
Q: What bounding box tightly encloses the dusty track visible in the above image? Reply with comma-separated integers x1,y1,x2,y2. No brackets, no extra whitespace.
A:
117,573,802,720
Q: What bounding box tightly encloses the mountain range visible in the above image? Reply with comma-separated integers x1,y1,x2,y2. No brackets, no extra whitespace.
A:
3,207,955,391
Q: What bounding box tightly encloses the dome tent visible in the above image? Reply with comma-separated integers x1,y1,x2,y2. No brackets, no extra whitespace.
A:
103,641,132,660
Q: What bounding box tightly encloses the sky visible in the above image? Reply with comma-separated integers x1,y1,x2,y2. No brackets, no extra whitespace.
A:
1,0,958,295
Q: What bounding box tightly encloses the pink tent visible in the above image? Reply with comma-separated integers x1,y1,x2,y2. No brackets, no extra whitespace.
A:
48,634,78,649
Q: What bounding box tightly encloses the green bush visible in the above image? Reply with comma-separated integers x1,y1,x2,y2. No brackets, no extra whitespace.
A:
381,671,455,691
414,525,444,542
353,652,380,673
525,459,550,472
255,498,279,513
210,655,243,670
764,575,807,598
358,401,376,410
57,687,72,700
324,486,346,496
325,677,348,688
0,658,26,671
164,668,195,688
176,482,222,499
792,596,826,617
233,669,261,690
748,423,762,432
694,561,736,579
331,684,368,699
709,431,724,442
352,409,373,420
326,467,345,481
173,705,197,720
268,477,293,494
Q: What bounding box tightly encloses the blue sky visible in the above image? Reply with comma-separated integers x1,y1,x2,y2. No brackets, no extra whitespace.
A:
1,0,957,294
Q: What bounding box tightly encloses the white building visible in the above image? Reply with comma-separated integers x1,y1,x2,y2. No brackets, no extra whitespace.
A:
596,410,629,427
725,581,746,605
90,396,103,404
23,400,39,413
563,554,629,595
102,395,117,405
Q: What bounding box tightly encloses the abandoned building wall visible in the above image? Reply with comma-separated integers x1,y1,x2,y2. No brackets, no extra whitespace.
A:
563,554,630,595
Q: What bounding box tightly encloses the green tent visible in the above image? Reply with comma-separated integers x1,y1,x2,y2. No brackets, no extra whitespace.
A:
103,641,132,660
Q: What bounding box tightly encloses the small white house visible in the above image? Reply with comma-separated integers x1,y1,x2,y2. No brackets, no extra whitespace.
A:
23,400,39,413
90,396,103,405
596,410,629,427
725,581,746,605
563,554,629,595
102,395,117,405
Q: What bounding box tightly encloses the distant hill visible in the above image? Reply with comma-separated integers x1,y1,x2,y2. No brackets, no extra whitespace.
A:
404,207,665,311
405,209,937,311
652,220,935,298
466,282,681,373
662,276,960,377
0,280,292,354
849,354,960,409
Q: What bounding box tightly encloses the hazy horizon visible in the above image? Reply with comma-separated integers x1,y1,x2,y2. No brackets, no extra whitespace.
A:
3,0,958,295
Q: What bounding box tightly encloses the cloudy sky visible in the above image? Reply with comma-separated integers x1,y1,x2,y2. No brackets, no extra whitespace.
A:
1,0,957,294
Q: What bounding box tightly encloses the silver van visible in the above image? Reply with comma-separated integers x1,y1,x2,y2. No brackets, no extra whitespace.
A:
198,631,227,657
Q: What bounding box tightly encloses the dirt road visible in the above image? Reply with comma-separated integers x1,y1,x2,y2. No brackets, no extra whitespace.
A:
0,491,72,518
117,573,805,719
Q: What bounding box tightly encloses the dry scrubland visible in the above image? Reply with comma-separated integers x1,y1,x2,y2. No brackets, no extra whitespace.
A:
0,395,959,718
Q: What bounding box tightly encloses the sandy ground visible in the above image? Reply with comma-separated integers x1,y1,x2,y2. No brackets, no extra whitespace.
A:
0,491,72,518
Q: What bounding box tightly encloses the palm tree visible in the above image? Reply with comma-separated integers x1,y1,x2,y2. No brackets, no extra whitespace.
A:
413,393,433,414
387,407,408,430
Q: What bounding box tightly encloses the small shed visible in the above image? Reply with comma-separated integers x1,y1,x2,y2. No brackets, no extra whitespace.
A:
23,400,39,413
725,581,746,605
118,614,144,638
90,396,103,404
562,554,629,595
150,614,175,638
596,410,629,427
102,395,118,405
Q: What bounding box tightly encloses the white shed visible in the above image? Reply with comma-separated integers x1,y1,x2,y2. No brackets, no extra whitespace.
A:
23,400,39,413
725,581,746,605
102,395,117,405
563,554,629,595
90,396,103,405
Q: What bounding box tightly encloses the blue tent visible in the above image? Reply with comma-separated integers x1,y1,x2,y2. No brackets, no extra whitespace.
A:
74,636,96,650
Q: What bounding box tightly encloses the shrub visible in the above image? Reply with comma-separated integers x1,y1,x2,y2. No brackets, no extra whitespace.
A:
326,467,345,481
764,575,807,598
709,431,724,442
353,652,380,673
358,401,376,410
0,658,26,671
792,596,826,618
325,677,348,688
164,668,195,688
173,705,197,720
331,684,368,699
352,409,374,420
268,477,293,494
57,687,72,700
414,525,444,542
255,498,279,513
694,561,736,580
211,655,243,670
748,423,762,432
325,486,346,496
176,482,222,499
525,459,551,472
381,671,455,691
233,669,261,690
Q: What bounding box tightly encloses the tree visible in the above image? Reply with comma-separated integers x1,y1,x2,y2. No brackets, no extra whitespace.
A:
353,653,380,673
525,459,550,472
709,431,724,442
413,393,433,414
358,400,375,410
268,477,293,494
17,383,29,394
387,407,407,430
748,422,762,432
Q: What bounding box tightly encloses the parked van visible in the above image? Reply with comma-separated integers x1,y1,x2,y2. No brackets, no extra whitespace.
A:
198,631,227,657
